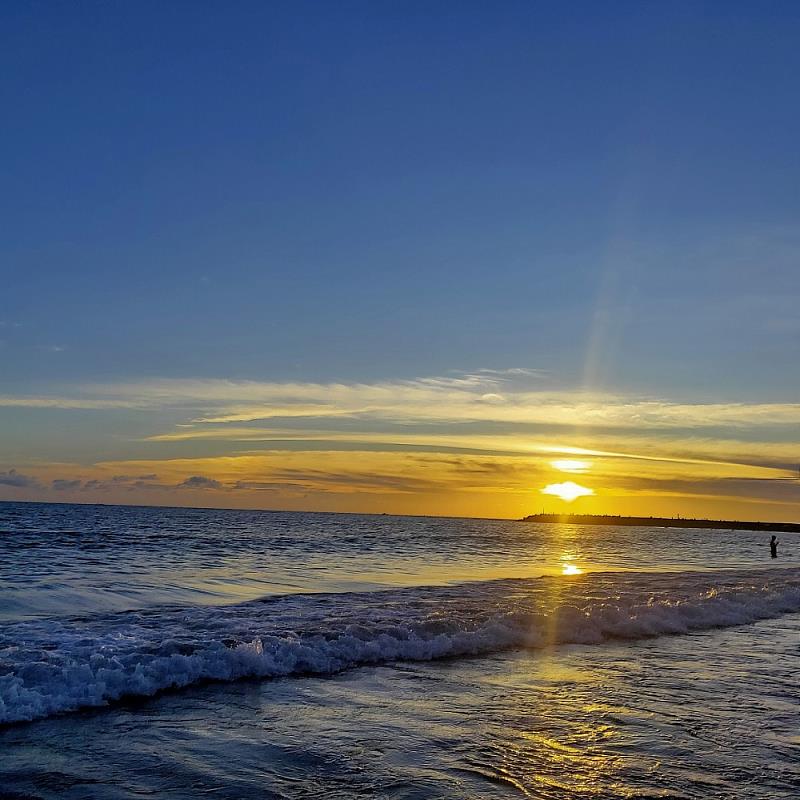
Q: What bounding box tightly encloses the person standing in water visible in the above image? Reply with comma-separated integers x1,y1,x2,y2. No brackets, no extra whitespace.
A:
770,535,779,559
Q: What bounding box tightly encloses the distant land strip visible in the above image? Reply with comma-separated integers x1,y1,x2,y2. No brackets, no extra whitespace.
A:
521,514,800,533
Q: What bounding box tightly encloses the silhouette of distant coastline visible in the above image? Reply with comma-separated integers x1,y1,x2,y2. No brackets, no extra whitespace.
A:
521,513,800,533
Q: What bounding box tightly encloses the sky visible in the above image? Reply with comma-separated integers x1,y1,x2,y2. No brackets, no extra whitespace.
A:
1,1,799,520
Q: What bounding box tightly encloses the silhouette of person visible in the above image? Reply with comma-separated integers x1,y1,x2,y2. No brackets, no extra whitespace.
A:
770,535,778,559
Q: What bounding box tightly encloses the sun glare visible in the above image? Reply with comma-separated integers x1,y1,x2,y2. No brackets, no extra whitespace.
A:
541,481,594,502
562,563,583,575
551,459,590,473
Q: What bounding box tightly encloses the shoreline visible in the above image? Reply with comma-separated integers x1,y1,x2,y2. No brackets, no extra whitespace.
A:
521,513,800,533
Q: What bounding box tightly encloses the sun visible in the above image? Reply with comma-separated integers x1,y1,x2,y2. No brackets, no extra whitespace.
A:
541,481,594,502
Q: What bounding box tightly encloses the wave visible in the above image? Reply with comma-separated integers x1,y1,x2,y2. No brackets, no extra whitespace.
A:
1,568,799,725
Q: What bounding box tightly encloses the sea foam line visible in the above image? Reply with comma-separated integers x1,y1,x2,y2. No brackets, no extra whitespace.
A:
1,569,799,724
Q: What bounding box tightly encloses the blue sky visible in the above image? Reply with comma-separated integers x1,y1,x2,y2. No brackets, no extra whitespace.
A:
2,2,799,517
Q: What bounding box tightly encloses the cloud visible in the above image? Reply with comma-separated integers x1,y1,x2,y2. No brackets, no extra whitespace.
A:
3,442,796,520
120,379,800,430
2,472,167,494
0,469,39,488
141,424,799,478
595,473,800,506
232,480,290,492
178,475,222,489
259,467,442,494
0,396,142,410
52,479,82,491
2,372,800,435
91,451,542,499
1,366,799,518
472,367,547,379
77,474,163,492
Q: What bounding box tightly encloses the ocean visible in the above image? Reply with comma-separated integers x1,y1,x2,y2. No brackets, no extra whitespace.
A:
1,502,798,799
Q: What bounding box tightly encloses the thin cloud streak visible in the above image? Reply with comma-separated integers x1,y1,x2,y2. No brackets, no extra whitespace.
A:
143,425,799,476
2,373,800,430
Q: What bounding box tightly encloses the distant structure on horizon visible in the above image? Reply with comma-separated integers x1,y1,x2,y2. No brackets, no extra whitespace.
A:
521,513,800,534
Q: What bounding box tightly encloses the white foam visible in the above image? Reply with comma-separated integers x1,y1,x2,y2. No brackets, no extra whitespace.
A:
1,568,799,724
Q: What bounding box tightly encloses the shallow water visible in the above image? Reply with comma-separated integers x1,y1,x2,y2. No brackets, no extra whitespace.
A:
2,614,798,799
1,502,798,798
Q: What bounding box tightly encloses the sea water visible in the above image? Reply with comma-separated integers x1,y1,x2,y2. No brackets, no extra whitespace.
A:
0,502,798,798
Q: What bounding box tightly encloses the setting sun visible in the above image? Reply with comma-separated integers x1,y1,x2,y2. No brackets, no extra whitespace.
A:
541,481,594,502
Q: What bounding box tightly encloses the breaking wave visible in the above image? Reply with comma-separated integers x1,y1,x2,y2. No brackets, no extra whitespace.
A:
2,568,799,725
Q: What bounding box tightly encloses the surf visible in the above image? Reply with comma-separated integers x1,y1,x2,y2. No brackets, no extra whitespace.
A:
2,567,799,725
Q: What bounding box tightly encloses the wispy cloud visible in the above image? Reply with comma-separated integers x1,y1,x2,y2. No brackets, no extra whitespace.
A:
52,478,82,491
0,396,142,410
0,469,40,488
2,372,799,432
